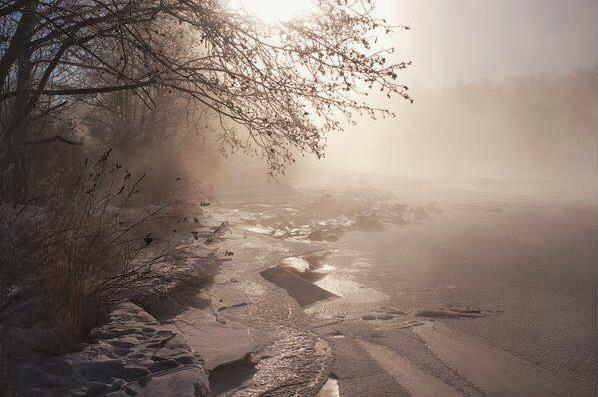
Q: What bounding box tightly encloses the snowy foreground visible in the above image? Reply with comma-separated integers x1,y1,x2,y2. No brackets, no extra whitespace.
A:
10,303,209,396
2,188,468,396
7,187,592,396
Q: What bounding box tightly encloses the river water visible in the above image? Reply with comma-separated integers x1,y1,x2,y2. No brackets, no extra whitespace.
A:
220,181,597,396
318,188,597,395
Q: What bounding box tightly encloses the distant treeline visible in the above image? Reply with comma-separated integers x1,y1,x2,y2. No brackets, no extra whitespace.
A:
389,68,598,182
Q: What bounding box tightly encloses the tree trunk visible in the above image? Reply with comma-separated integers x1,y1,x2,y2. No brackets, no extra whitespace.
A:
1,3,35,199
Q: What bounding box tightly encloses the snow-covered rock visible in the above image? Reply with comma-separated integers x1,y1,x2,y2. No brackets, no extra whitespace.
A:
12,302,210,397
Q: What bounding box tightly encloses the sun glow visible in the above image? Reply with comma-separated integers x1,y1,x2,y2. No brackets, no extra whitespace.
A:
230,0,313,24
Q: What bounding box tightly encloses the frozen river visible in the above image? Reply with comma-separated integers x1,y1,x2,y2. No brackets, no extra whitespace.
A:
321,191,597,396
217,182,597,396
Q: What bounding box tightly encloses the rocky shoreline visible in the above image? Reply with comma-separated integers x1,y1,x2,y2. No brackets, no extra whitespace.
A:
7,302,210,397
4,222,338,397
3,188,470,396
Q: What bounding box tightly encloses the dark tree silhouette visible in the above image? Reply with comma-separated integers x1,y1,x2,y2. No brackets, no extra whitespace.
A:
0,0,411,184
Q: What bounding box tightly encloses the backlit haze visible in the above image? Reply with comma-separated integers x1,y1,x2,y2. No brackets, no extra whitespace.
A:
214,0,598,202
300,0,598,200
229,0,313,23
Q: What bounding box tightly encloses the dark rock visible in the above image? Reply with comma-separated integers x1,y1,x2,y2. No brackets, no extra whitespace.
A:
79,360,125,382
415,308,488,319
409,206,431,220
355,215,383,231
260,266,338,307
123,365,150,382
85,382,112,396
307,228,338,242
175,356,196,366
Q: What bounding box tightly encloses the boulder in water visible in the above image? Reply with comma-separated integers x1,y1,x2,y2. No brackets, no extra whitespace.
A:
355,215,383,231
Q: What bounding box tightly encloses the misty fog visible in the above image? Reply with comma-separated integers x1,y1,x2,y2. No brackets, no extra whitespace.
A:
185,0,598,202
2,0,596,396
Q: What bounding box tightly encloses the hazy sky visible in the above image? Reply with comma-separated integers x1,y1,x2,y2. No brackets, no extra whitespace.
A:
298,0,598,185
383,0,598,85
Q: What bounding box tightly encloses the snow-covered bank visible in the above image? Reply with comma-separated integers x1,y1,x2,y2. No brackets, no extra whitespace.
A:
8,302,210,396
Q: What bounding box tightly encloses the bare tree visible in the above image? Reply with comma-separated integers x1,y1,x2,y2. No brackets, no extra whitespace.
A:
0,0,411,186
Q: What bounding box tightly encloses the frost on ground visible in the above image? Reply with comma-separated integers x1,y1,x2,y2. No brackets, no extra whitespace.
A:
9,303,209,397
